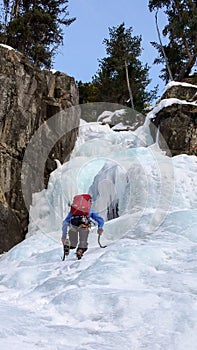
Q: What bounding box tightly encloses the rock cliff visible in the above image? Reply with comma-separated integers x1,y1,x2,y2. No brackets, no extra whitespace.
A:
0,44,80,253
150,78,197,156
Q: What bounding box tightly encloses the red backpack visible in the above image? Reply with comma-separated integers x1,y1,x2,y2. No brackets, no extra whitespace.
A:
70,194,92,216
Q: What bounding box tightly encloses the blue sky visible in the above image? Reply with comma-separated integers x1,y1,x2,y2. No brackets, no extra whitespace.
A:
54,0,167,97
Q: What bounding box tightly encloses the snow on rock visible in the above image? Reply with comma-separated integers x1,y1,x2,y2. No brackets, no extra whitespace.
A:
97,109,127,124
97,108,146,132
54,159,62,168
164,80,197,93
112,122,129,131
50,69,57,74
147,79,197,156
0,43,16,51
146,98,197,120
97,110,114,123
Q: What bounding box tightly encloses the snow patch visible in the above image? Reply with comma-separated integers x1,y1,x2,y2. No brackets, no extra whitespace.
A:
164,80,197,93
147,98,197,120
0,43,15,51
97,109,127,124
50,69,57,74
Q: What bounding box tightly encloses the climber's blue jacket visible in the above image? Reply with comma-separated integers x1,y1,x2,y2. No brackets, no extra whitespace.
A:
62,209,104,239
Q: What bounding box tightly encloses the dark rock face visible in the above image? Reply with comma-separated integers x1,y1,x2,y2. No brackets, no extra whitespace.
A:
162,83,197,102
0,189,22,251
0,45,80,253
150,80,197,156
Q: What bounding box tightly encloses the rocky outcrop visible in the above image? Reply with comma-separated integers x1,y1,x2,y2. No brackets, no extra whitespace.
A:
97,108,145,131
0,188,22,250
0,44,80,253
150,80,197,156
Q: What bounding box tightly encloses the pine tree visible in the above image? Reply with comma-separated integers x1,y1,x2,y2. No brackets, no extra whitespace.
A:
90,23,157,112
149,0,197,82
77,81,100,105
0,0,76,68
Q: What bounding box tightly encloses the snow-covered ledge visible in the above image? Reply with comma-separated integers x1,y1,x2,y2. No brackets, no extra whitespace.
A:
147,97,197,121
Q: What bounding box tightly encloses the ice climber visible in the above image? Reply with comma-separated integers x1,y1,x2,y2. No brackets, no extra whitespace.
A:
61,194,104,259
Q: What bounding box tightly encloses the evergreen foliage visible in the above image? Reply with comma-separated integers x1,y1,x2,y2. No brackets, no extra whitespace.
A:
77,81,100,105
0,0,76,68
149,0,197,82
79,23,157,113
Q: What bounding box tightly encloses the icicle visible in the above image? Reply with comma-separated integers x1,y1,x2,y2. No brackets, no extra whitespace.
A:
156,125,160,145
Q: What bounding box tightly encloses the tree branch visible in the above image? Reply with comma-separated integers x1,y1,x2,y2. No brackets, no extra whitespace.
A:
155,11,174,81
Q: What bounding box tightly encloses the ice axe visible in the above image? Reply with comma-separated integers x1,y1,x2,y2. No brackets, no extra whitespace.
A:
98,234,107,248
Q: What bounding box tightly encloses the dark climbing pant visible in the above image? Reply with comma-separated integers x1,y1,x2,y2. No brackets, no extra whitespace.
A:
68,226,89,253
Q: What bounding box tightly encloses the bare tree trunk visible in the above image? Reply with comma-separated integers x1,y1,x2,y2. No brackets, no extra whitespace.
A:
11,0,21,18
125,59,134,110
155,11,174,81
3,0,10,24
15,0,21,17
